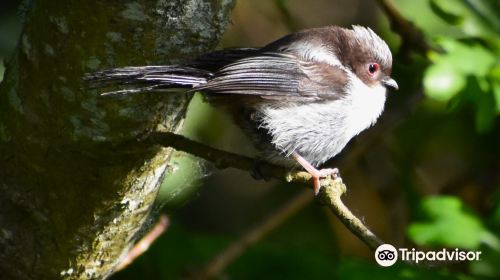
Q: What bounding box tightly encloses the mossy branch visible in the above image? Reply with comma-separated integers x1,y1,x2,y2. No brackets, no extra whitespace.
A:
146,131,384,251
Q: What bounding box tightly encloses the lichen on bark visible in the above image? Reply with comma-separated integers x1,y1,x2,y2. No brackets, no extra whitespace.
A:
0,0,234,279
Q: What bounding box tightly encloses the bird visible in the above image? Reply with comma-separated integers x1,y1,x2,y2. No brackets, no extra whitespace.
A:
86,25,398,195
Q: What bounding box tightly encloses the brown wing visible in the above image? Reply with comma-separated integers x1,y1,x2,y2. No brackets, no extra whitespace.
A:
195,53,348,101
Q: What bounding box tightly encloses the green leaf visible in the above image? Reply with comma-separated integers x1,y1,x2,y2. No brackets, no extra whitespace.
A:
424,39,497,103
469,247,500,278
408,196,492,249
427,0,500,43
424,61,466,101
429,0,463,25
437,39,496,76
474,81,496,133
491,66,500,113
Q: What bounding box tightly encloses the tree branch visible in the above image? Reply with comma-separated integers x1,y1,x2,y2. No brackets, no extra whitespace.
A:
146,132,308,183
319,177,384,250
115,215,170,272
146,131,384,251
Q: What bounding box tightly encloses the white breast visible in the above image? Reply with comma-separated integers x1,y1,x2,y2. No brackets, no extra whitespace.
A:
344,74,387,139
257,75,387,166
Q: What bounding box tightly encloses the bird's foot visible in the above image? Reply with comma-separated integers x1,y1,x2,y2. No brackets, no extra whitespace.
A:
310,167,339,195
292,153,340,195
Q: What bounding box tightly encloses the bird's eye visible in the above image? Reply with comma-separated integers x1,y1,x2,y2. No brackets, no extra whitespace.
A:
368,63,379,76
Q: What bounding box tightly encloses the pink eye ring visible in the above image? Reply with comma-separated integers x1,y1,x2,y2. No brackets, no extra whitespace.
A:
368,63,379,75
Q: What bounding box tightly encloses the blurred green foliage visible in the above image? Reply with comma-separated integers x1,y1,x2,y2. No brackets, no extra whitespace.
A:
409,196,500,278
408,196,497,249
421,0,500,133
400,0,500,277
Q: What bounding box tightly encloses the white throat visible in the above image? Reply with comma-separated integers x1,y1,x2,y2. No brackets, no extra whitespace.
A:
257,74,387,166
344,74,387,139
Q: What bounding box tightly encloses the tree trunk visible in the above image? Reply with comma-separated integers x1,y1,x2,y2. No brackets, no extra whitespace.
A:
0,0,234,279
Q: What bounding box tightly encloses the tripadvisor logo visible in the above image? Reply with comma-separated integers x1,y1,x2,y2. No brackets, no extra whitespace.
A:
375,244,398,267
375,244,482,267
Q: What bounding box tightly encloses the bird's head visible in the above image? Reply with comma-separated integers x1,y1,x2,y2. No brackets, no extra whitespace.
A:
337,25,398,91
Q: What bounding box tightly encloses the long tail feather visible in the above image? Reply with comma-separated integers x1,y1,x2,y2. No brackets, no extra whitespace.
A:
84,66,213,96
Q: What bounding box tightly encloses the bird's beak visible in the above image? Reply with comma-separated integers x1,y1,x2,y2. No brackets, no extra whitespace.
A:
382,78,398,91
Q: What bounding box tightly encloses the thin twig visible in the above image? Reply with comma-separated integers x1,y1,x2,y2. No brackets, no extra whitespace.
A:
319,178,383,250
115,215,170,272
189,189,313,280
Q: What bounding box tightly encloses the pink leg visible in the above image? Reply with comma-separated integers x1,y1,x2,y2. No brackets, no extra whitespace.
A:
292,153,339,195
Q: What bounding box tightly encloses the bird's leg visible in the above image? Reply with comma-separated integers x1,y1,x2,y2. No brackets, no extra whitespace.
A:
292,153,339,195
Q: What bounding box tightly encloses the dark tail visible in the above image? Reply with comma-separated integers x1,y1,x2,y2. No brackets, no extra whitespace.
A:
84,66,213,96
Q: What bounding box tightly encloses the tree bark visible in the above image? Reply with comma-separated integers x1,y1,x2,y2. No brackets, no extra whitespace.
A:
0,0,234,279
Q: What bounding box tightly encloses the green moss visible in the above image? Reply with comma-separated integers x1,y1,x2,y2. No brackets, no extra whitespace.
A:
43,44,55,56
0,0,235,278
121,2,149,21
7,87,23,114
60,86,75,102
21,34,31,60
106,32,123,43
49,16,68,34
0,124,11,141
85,56,101,70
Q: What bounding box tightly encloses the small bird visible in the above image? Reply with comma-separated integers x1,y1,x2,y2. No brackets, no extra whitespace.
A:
87,25,398,195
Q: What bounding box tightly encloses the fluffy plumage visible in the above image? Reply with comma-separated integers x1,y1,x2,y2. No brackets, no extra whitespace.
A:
86,25,396,169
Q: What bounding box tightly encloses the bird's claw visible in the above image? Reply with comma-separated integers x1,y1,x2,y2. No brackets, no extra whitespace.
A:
311,168,340,196
317,168,339,179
